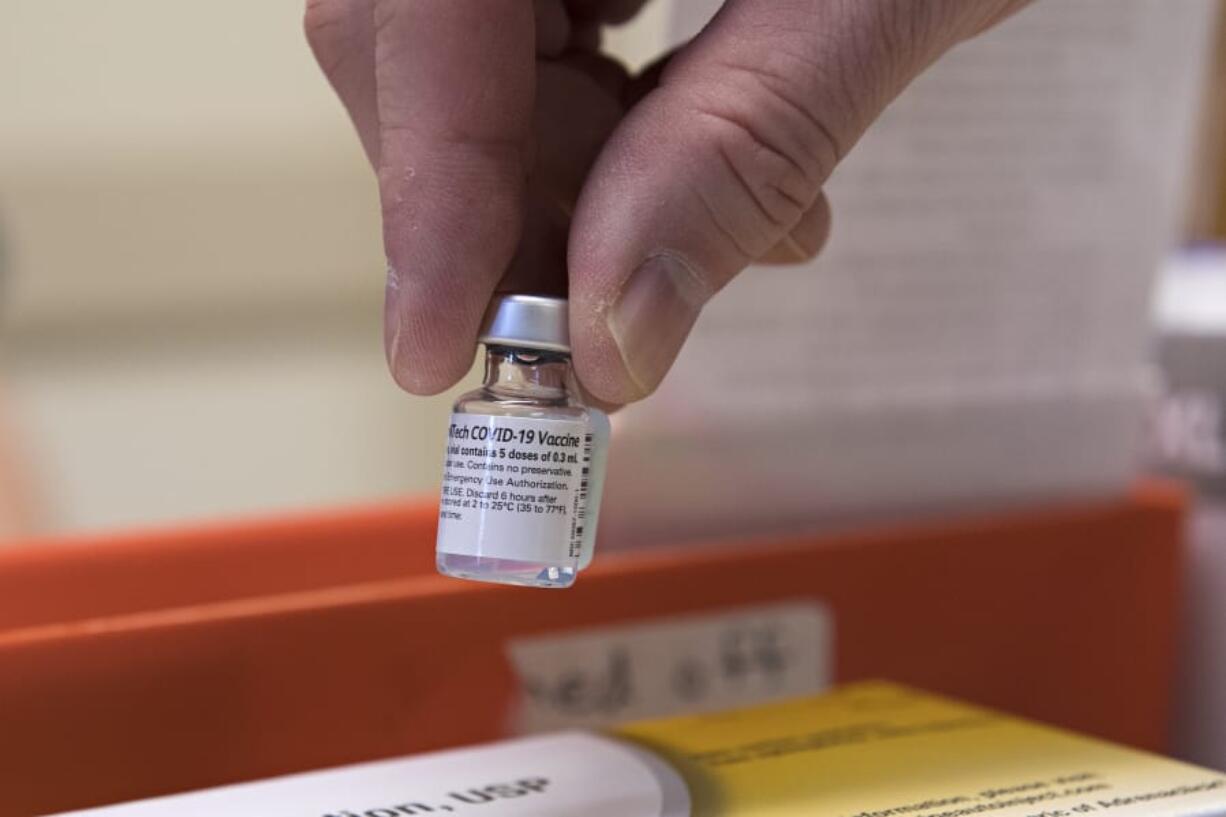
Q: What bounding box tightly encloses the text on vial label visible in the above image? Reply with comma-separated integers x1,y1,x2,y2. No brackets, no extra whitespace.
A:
437,414,594,564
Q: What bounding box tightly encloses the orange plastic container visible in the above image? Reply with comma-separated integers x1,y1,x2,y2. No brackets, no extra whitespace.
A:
0,482,1185,815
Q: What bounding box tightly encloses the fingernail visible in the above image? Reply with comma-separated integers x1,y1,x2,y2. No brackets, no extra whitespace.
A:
607,253,710,397
779,234,812,261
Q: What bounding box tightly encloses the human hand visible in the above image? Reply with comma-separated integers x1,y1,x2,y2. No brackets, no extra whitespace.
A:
306,0,1027,404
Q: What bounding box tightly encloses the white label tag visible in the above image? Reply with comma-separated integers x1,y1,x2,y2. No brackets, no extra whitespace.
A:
437,414,593,564
56,733,689,817
507,602,833,733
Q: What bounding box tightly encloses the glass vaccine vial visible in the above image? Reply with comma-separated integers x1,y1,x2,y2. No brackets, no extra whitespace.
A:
436,295,609,588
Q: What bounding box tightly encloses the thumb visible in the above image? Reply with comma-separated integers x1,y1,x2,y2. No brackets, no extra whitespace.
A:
568,0,1027,404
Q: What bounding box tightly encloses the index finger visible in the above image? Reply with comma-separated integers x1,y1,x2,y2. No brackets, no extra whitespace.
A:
375,0,536,394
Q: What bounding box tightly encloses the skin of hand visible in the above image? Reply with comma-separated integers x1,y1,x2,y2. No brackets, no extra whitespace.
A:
305,0,1029,406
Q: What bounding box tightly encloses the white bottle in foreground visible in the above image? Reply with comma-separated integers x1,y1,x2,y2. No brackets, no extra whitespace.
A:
436,295,609,589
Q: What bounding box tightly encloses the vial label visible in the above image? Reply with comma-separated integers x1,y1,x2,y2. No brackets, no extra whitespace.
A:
438,413,594,564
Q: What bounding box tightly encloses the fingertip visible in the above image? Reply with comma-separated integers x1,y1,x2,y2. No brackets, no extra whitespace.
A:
569,270,642,405
383,263,482,396
572,374,624,415
571,252,709,406
386,345,474,396
385,311,480,397
375,140,524,399
571,320,649,406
